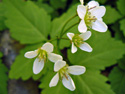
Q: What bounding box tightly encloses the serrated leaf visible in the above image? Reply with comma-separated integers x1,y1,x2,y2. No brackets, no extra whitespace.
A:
120,19,125,36
4,0,51,44
38,31,124,94
68,31,125,70
103,6,122,24
109,66,125,94
9,43,46,80
0,3,6,31
66,31,125,93
0,52,8,94
117,0,125,16
39,64,114,94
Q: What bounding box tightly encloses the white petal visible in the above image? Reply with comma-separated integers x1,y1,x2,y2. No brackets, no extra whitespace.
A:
78,20,87,33
48,53,62,63
79,42,92,52
24,50,38,58
98,18,103,21
80,0,83,5
54,60,66,72
77,5,86,19
71,43,77,53
90,6,106,18
62,74,75,91
67,66,86,75
41,42,53,53
49,73,59,87
87,1,99,8
33,58,44,74
92,20,108,32
67,33,74,40
79,31,91,41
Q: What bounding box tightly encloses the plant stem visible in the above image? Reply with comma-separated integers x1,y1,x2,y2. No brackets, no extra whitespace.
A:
60,14,78,37
48,37,69,42
62,21,79,36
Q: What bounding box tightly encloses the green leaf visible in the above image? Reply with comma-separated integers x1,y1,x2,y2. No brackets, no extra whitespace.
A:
120,19,125,36
103,6,122,24
38,31,124,94
39,68,114,94
118,55,125,71
9,43,46,80
50,0,66,9
117,0,125,16
67,31,125,93
4,0,51,44
39,69,72,94
111,23,125,42
0,3,6,31
0,52,8,94
51,4,79,38
68,31,125,70
109,66,125,94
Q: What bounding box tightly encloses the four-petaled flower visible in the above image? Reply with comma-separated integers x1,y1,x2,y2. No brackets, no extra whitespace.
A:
49,60,86,91
67,31,92,53
24,42,62,74
77,0,108,33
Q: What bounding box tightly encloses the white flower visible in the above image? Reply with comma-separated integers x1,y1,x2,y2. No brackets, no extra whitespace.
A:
49,60,86,91
24,42,63,74
67,31,92,53
77,0,107,33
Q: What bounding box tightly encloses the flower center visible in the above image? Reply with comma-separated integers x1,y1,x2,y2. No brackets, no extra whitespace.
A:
59,65,69,80
84,6,97,29
37,48,48,62
72,34,84,47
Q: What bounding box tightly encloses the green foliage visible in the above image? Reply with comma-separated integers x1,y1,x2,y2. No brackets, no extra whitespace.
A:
109,56,125,94
67,31,125,94
39,70,72,94
117,0,125,16
103,6,122,24
4,0,51,44
36,3,54,14
0,3,6,31
9,43,47,80
120,19,125,36
111,23,125,42
68,31,125,70
50,0,66,9
0,52,8,94
51,4,79,38
39,31,125,94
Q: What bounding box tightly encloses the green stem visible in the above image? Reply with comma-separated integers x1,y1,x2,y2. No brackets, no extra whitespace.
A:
57,38,62,55
48,37,69,42
62,22,79,36
60,14,78,37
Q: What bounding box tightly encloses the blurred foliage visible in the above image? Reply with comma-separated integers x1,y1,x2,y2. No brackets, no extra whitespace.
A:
0,3,6,31
0,52,8,94
103,5,122,25
0,0,125,94
109,55,125,94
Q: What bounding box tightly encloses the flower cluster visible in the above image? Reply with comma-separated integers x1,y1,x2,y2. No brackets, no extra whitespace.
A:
67,0,107,53
24,0,107,91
